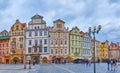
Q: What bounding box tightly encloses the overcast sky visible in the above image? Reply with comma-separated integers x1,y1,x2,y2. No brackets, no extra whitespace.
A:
0,0,120,43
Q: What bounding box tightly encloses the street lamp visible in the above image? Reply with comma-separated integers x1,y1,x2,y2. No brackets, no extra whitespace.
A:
88,25,101,73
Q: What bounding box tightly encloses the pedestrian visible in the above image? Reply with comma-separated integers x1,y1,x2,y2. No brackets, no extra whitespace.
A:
113,59,117,71
110,59,113,71
88,60,91,67
107,58,110,71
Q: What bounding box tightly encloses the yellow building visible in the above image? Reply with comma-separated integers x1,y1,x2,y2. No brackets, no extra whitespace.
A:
10,19,26,64
100,41,108,62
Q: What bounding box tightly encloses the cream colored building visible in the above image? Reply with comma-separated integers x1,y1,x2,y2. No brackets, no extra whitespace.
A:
10,19,26,64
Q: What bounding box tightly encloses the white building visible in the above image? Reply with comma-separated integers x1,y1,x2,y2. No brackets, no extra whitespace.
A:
81,32,92,60
25,14,50,64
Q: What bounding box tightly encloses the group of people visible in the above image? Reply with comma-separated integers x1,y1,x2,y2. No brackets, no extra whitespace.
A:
107,58,117,71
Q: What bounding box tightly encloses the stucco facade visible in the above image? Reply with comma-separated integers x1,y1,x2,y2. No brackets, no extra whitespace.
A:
10,19,26,64
108,42,120,60
81,32,92,60
69,26,82,59
25,14,50,64
0,30,11,64
49,19,69,62
99,41,108,61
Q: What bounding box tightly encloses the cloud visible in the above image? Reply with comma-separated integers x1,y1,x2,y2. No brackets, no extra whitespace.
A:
0,0,120,42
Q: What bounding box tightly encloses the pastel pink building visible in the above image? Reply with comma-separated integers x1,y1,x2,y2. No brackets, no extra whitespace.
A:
108,42,120,60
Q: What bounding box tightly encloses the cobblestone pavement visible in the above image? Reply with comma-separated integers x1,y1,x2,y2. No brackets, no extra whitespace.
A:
0,63,120,73
28,63,120,73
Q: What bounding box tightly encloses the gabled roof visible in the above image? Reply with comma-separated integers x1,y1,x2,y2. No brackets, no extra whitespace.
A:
53,19,65,24
31,14,43,19
0,30,8,35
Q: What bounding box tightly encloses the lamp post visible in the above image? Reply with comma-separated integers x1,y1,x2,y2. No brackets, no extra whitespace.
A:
88,25,101,73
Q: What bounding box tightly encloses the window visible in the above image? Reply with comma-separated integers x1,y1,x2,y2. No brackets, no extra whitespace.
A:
56,49,58,54
40,31,42,36
60,33,62,37
29,40,32,45
35,31,38,36
6,43,8,47
56,40,57,45
56,33,58,37
65,49,67,54
44,31,47,36
72,35,74,39
18,32,20,35
28,48,31,53
20,44,23,48
72,41,74,45
44,47,47,52
35,40,38,46
40,39,42,45
19,38,23,42
12,50,15,54
60,49,62,54
44,39,47,44
64,40,67,44
29,31,32,37
51,49,53,54
64,34,67,38
75,48,77,53
16,25,19,30
60,40,62,44
12,33,14,36
51,40,53,44
7,51,8,54
39,47,42,52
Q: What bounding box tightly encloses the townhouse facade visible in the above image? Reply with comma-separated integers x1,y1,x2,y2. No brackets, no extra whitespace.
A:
91,39,101,61
10,19,26,64
81,32,92,60
69,26,82,59
0,30,11,64
49,19,69,63
25,14,50,64
99,41,108,61
108,42,120,60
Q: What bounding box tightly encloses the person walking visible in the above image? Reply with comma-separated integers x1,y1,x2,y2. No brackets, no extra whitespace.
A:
113,59,117,72
107,58,110,71
110,59,113,71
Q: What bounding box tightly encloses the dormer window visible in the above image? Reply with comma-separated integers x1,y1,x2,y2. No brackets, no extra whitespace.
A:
16,25,19,30
57,24,62,28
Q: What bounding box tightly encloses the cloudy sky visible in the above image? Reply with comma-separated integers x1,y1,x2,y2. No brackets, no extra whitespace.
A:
0,0,120,42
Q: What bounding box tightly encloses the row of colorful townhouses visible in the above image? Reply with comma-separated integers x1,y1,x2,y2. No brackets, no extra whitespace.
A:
0,14,120,64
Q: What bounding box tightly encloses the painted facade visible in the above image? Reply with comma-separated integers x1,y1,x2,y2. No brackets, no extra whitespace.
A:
10,19,26,64
81,32,92,60
49,19,69,63
69,26,82,59
25,14,50,64
108,42,120,60
0,30,11,64
91,39,101,61
99,41,108,61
